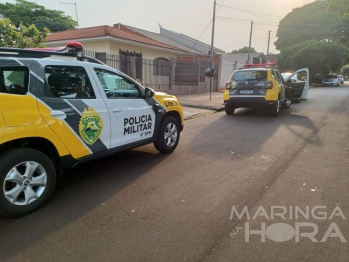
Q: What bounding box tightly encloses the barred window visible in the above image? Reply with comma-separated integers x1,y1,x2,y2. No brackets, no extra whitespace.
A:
153,58,169,76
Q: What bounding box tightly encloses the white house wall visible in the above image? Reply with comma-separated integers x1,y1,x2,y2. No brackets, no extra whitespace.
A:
47,39,180,60
219,54,247,90
110,42,177,60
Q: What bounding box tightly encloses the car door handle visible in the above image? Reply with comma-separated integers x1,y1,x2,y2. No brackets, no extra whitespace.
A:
112,108,122,113
50,110,67,120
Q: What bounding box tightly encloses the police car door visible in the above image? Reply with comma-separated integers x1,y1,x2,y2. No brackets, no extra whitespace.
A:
284,68,309,100
37,61,111,159
89,66,156,148
273,70,286,101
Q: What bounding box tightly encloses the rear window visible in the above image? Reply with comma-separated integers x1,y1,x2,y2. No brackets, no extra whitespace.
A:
232,70,267,81
0,66,29,95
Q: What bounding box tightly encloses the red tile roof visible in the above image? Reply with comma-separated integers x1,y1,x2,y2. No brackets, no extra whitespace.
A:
46,25,185,52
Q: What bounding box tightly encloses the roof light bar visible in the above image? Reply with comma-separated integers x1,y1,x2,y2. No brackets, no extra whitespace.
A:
26,42,84,54
244,62,277,67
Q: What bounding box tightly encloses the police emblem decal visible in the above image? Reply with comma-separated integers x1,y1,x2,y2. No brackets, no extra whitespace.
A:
79,108,103,145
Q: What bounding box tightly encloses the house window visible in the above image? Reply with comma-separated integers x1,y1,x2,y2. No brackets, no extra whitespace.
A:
153,57,169,76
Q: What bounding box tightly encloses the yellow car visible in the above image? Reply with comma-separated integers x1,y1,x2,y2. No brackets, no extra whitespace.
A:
223,63,292,116
0,42,184,217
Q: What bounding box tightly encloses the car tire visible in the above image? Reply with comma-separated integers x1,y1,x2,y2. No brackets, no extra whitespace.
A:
225,106,235,115
0,148,56,217
154,116,180,153
281,99,292,108
270,98,280,116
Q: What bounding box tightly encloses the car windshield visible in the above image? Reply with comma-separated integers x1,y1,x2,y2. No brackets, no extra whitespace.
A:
281,73,292,79
232,70,267,81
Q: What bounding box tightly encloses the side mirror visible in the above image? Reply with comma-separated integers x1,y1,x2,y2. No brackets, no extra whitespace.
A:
205,67,216,78
145,87,154,98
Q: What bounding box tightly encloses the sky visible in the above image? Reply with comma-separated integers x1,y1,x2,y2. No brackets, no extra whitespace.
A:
5,0,316,54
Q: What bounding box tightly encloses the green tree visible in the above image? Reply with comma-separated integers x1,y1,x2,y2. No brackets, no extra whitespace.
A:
275,1,349,50
0,18,48,48
277,40,349,78
230,46,257,54
0,0,77,32
341,64,349,76
327,0,349,18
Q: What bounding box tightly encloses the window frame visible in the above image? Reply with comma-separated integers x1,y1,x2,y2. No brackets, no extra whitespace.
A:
44,65,96,99
93,67,144,100
0,66,29,95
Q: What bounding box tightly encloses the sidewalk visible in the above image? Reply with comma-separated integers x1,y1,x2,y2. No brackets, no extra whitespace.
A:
176,91,225,111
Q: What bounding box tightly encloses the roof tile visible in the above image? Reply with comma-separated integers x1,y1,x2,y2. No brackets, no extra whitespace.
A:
46,25,186,52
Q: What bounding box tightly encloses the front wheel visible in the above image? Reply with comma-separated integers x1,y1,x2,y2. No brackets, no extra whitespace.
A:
0,148,56,217
269,98,280,116
154,116,180,153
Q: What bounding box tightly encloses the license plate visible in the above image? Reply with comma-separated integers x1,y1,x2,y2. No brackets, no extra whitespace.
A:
240,90,253,94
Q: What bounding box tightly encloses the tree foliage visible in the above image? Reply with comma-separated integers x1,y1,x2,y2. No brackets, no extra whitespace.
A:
0,0,77,32
275,1,349,76
327,0,349,18
277,40,349,77
0,18,48,48
341,65,349,76
275,1,349,50
230,46,257,54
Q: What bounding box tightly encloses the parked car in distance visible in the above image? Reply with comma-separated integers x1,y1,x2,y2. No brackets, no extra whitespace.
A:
321,74,340,86
338,75,344,84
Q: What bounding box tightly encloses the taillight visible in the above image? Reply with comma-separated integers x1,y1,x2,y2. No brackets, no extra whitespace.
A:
265,81,273,89
226,83,231,89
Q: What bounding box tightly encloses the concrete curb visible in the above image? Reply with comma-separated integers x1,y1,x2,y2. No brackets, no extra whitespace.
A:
180,103,225,112
184,111,216,121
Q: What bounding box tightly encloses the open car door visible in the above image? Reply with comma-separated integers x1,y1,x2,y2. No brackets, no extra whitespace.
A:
284,68,309,101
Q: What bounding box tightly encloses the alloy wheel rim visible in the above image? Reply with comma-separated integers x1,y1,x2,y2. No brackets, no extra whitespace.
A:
164,122,178,147
3,161,47,206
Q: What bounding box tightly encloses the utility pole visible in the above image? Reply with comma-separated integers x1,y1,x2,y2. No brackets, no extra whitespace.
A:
209,0,216,101
266,30,271,62
247,21,253,63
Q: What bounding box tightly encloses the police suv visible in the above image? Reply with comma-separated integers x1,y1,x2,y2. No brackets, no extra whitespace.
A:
0,42,184,217
223,63,309,116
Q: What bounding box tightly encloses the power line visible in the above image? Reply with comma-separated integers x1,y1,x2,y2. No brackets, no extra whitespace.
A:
222,36,277,49
185,19,212,54
216,16,279,25
254,23,279,27
217,0,226,12
217,4,283,18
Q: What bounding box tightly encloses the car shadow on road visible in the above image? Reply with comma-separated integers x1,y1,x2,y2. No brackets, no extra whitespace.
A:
0,147,171,260
187,107,323,159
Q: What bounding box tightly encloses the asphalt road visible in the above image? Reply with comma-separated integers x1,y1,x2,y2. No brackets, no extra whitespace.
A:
1,85,349,262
